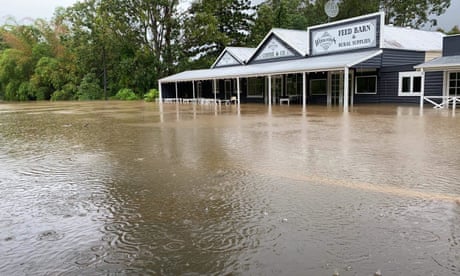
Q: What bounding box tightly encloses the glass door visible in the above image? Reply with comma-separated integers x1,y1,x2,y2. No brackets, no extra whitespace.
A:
328,71,354,106
449,72,460,96
225,80,232,99
272,76,283,104
330,72,343,106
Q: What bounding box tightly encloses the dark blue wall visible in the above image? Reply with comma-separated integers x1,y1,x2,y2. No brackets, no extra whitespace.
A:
443,35,460,56
424,71,443,96
354,54,382,69
354,49,428,104
381,49,425,67
354,69,443,104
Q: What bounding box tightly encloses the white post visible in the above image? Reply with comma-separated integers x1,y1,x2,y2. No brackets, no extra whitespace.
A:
339,72,344,106
443,70,449,108
158,81,163,103
344,67,349,112
192,80,195,100
327,71,332,106
351,72,354,107
213,79,217,104
268,75,272,106
237,77,241,105
302,72,307,110
420,68,425,109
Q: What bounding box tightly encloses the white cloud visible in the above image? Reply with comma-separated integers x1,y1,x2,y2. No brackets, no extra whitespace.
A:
0,0,78,23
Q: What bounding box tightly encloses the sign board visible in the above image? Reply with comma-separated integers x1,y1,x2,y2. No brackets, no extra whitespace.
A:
310,15,380,56
254,37,295,61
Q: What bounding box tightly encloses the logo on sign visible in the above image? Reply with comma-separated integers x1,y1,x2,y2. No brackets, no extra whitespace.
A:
315,32,336,50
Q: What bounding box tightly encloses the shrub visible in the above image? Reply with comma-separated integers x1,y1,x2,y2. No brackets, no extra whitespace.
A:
76,73,102,100
114,88,139,100
51,83,77,101
144,88,159,102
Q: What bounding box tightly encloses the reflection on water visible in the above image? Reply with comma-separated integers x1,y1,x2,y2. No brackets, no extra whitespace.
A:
0,101,459,275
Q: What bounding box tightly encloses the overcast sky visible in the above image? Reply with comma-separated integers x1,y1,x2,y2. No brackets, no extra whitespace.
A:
0,0,458,30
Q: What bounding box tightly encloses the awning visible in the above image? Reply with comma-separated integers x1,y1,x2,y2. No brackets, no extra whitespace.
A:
160,49,383,83
415,55,460,71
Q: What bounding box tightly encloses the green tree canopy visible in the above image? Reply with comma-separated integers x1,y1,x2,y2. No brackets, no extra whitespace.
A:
0,0,453,101
183,0,255,69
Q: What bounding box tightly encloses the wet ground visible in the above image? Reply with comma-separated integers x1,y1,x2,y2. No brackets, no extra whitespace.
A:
0,101,459,275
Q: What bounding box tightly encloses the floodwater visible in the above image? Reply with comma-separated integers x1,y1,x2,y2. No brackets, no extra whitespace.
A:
0,101,459,276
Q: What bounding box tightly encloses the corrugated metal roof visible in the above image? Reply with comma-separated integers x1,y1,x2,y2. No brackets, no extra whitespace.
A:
160,50,382,82
211,47,256,68
415,55,460,71
226,47,255,63
272,28,309,56
382,26,444,52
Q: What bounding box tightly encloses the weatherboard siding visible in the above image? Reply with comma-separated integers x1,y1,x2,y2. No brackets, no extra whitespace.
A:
381,49,425,67
443,35,460,56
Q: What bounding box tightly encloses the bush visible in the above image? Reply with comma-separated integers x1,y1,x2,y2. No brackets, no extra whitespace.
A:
144,88,159,102
114,88,139,100
76,73,102,100
51,83,77,101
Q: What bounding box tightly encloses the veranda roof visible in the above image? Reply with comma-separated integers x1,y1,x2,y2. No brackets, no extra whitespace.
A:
415,55,460,71
382,26,444,52
160,49,382,83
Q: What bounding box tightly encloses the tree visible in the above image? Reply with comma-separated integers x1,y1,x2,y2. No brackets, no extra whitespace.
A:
121,0,182,79
63,0,182,96
63,0,121,99
248,0,327,46
437,25,460,35
335,0,379,21
0,23,43,100
251,0,451,40
334,0,451,28
183,0,255,68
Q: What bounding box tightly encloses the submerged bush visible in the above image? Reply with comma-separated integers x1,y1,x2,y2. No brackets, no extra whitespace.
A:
51,83,77,101
76,73,103,100
144,88,159,102
114,88,139,100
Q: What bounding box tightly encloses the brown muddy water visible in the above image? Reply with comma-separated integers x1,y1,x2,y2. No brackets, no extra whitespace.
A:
0,101,459,276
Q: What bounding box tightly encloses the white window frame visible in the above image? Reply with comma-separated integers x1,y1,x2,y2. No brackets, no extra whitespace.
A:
355,75,377,95
398,71,423,96
448,71,460,96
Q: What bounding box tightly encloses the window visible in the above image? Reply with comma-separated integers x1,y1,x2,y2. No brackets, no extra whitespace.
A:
355,75,377,94
398,71,423,96
310,79,327,95
287,74,301,96
247,77,264,97
449,72,460,96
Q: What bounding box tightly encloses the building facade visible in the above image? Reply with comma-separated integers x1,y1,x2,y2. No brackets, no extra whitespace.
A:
159,12,445,111
416,34,460,108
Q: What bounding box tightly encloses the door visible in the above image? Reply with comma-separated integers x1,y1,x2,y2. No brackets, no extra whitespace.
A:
449,72,460,97
330,72,343,106
328,71,354,106
225,80,232,99
272,76,283,104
